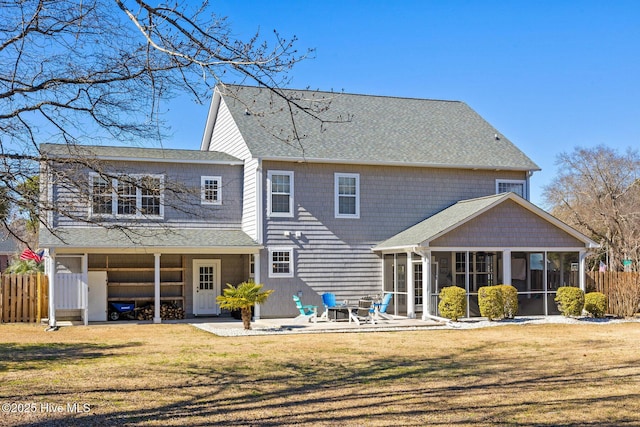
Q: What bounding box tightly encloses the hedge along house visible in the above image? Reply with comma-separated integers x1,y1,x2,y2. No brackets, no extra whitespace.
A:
39,144,261,326
202,84,599,319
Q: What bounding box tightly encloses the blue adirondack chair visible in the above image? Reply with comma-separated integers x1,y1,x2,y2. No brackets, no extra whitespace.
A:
292,295,317,323
373,293,394,320
320,292,346,321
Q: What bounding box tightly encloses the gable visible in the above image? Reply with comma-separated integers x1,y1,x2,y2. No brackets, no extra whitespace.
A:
207,97,252,160
431,199,586,248
209,85,540,171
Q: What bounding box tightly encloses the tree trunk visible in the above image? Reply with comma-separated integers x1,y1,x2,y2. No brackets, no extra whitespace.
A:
241,307,252,330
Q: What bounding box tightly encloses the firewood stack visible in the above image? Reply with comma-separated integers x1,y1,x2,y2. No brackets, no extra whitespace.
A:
136,303,185,320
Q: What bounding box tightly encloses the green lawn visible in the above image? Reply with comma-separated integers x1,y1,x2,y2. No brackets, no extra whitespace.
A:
1,322,639,426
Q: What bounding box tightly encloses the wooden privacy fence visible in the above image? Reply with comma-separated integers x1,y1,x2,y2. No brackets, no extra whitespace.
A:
586,271,640,316
0,274,48,323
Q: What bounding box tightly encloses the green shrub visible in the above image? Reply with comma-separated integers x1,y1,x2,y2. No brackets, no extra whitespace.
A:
584,292,607,318
478,286,504,320
555,286,585,317
438,286,467,321
499,284,519,319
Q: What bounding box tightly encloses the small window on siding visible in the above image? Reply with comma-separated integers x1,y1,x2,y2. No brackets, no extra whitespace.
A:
335,173,360,218
201,176,222,205
268,171,294,217
496,179,526,198
269,248,294,278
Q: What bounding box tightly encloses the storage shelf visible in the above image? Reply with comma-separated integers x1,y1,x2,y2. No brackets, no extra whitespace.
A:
90,267,184,272
108,282,184,287
107,297,184,302
99,255,186,310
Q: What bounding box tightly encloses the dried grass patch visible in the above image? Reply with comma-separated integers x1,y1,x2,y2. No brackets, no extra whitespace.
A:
1,322,639,426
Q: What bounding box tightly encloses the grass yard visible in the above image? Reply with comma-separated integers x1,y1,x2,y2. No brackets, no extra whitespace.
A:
1,322,639,426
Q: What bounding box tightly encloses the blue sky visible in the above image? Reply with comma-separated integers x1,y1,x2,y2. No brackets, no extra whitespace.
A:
164,0,640,207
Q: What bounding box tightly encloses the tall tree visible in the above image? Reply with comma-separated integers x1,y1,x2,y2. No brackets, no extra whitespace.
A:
543,145,640,271
0,0,325,244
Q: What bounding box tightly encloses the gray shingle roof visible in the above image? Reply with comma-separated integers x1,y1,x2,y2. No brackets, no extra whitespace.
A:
217,85,540,171
0,233,18,254
373,194,509,251
41,144,242,164
39,227,260,250
373,193,598,251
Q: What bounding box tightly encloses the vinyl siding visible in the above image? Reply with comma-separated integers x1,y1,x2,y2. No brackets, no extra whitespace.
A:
241,158,259,241
431,199,585,248
208,98,252,160
257,160,529,317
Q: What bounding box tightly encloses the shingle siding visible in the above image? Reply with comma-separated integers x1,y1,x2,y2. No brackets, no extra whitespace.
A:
431,200,585,247
257,160,529,316
52,160,244,228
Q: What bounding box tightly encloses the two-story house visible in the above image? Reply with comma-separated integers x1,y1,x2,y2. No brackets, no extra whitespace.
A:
39,84,597,325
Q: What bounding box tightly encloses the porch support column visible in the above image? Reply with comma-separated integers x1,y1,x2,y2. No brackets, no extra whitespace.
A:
465,251,470,318
502,249,512,285
47,249,57,328
406,251,415,319
253,253,261,320
82,254,88,326
544,252,548,316
579,251,587,292
421,251,431,321
154,253,161,324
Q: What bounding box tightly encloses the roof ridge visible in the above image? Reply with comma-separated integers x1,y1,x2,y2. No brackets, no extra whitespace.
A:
221,83,463,104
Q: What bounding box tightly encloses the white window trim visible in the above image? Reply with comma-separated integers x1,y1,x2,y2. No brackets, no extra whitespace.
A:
268,247,294,278
335,172,360,219
90,173,164,219
496,179,526,199
267,170,294,218
201,176,222,205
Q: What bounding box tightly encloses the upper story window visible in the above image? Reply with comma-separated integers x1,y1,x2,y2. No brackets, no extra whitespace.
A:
267,170,294,217
335,173,360,218
496,179,526,199
90,173,164,218
201,176,221,205
91,175,113,215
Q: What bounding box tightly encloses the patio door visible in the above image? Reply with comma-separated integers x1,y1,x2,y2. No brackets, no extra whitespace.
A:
193,259,221,316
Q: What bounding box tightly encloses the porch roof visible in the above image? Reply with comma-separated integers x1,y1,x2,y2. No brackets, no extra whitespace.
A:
39,227,261,253
372,193,599,252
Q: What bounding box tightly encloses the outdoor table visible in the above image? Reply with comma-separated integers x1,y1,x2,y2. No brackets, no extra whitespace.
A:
328,304,360,324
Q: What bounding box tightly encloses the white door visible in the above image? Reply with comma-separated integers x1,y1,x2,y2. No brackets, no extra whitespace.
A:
193,259,221,316
88,271,108,321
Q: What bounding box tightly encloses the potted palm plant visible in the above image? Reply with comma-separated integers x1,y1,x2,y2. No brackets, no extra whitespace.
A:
216,280,273,330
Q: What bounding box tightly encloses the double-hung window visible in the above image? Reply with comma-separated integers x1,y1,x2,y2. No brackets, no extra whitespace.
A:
335,173,360,218
201,176,222,205
91,175,113,215
496,179,526,199
269,248,294,278
268,171,294,217
90,173,163,218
